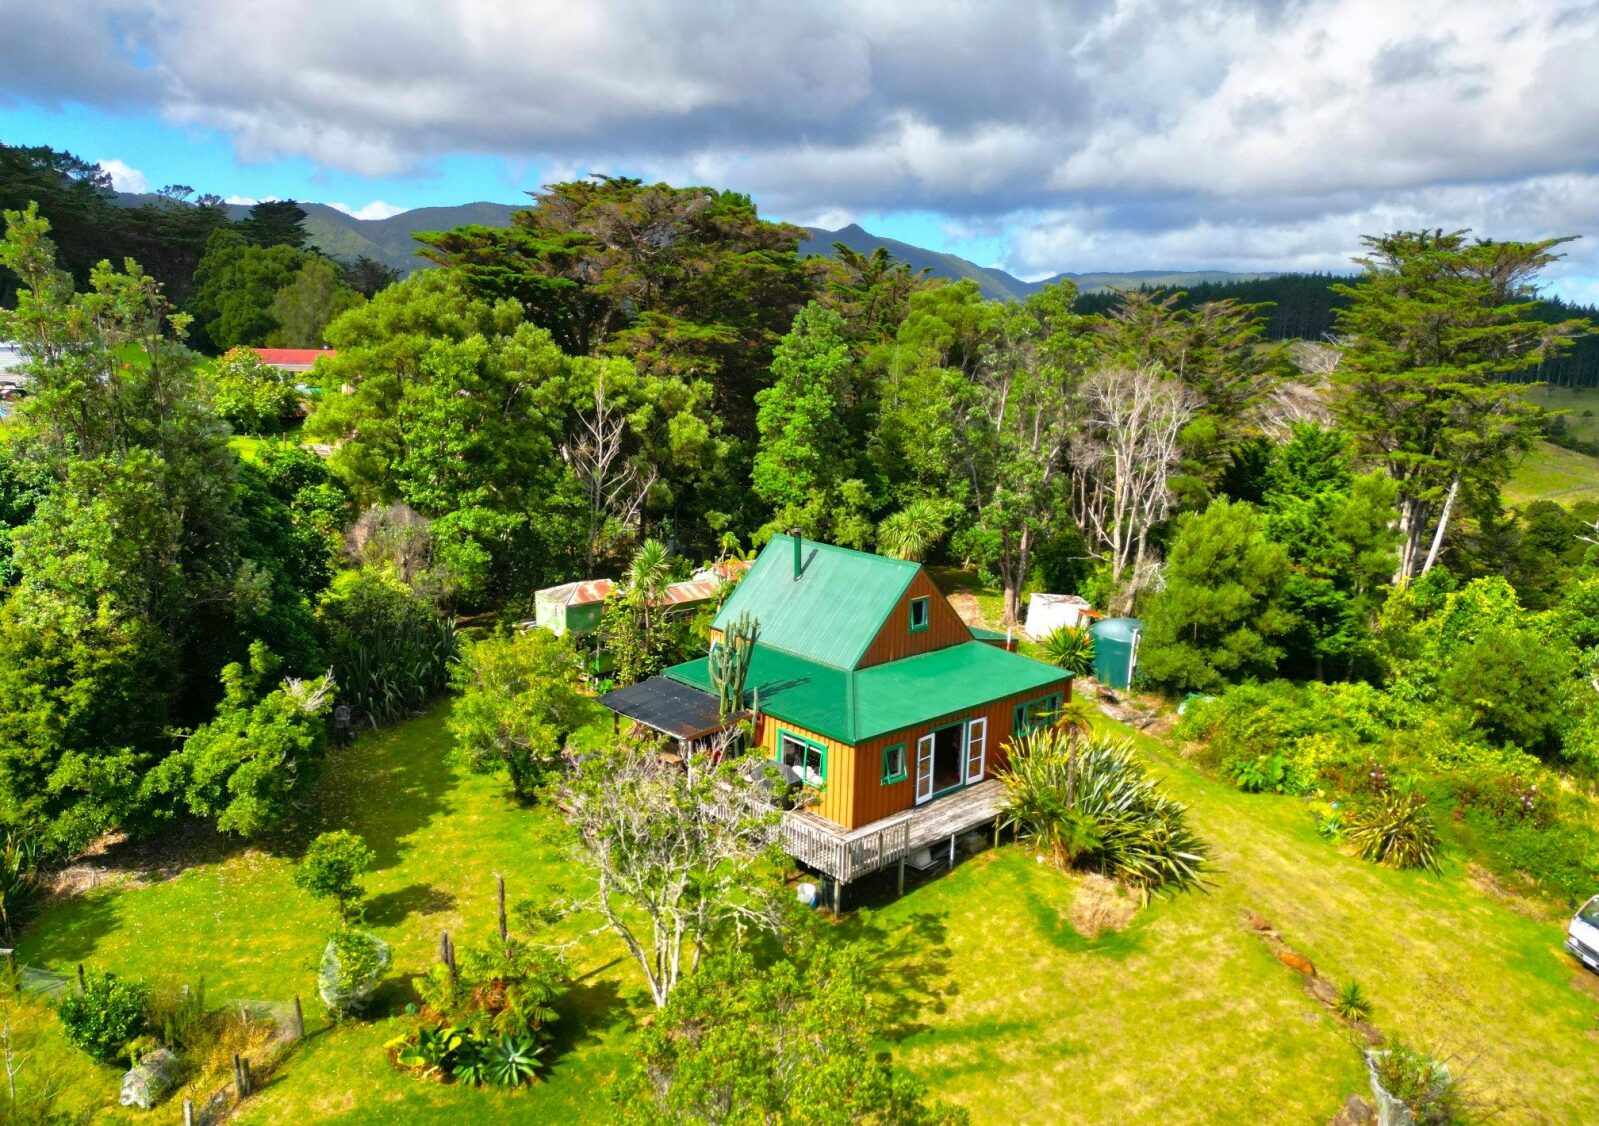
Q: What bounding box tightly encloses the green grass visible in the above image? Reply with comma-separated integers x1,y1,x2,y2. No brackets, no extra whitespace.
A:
20,707,643,1122
1506,385,1599,507
1506,440,1599,507
1524,384,1599,445
22,690,1599,1121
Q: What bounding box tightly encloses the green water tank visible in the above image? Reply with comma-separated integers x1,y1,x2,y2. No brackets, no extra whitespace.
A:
1090,617,1143,690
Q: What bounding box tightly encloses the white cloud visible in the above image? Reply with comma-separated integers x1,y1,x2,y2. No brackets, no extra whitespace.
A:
327,200,407,221
10,1,1599,281
223,195,260,206
97,158,147,194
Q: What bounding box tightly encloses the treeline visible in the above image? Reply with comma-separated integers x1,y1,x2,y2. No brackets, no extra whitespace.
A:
1077,271,1599,388
0,142,398,348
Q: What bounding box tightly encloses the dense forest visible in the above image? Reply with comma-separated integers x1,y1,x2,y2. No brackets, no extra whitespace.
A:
2,139,1599,917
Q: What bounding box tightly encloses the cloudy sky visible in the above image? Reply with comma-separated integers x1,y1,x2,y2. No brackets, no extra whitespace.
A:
5,0,1599,299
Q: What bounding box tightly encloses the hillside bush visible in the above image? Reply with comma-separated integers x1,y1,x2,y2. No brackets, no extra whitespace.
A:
317,568,457,727
57,972,149,1063
999,729,1209,897
1345,790,1443,873
294,830,375,919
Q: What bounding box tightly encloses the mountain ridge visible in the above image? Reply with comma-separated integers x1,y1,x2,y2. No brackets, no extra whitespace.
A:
121,194,1261,300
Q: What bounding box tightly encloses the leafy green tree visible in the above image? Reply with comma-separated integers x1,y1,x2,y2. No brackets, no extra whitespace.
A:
1332,230,1587,584
417,176,811,436
0,143,118,302
237,199,310,249
189,230,313,351
307,271,583,603
146,642,335,835
877,497,957,562
616,944,968,1125
958,284,1094,622
448,630,588,801
1439,627,1574,755
0,445,48,588
1140,499,1294,692
339,256,400,298
1263,425,1399,680
752,303,869,544
812,242,932,348
202,347,300,434
294,829,375,919
269,256,360,347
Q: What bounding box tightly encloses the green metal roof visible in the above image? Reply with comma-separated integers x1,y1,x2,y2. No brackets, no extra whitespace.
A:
664,640,1069,745
711,534,917,670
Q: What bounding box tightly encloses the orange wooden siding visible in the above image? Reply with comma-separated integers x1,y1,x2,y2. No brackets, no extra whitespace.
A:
757,676,1071,830
856,570,974,669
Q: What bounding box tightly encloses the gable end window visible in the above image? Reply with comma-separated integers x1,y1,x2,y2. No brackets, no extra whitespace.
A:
778,730,827,788
909,596,930,633
1013,692,1063,736
881,742,908,784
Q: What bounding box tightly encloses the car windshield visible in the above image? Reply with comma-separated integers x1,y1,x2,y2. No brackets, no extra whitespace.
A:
1580,898,1599,926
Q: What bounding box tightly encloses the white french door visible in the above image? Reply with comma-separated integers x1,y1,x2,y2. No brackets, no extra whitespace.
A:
915,733,935,803
964,717,987,784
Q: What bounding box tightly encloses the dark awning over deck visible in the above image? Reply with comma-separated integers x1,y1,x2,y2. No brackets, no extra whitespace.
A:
598,677,726,740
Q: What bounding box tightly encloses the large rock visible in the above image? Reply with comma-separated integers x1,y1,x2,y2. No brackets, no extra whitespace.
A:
1276,948,1316,976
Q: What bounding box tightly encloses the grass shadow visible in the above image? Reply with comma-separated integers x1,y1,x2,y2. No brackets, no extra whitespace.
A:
16,887,128,968
826,909,957,1041
273,708,459,872
547,976,633,1067
363,883,457,928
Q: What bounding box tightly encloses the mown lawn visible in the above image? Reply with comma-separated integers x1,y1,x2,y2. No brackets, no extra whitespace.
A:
22,697,1599,1122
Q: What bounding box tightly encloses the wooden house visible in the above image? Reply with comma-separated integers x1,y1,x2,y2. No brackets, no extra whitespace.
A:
601,534,1071,902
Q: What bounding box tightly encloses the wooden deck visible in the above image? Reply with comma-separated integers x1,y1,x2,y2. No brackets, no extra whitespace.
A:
780,779,1006,883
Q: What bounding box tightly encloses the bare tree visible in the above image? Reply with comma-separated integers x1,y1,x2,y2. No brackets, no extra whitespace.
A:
561,369,657,572
345,502,434,586
557,737,783,1008
1069,366,1195,612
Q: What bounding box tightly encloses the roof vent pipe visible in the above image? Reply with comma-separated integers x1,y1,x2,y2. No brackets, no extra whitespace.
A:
791,530,802,581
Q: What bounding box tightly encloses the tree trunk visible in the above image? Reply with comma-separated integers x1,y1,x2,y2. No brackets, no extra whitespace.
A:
1419,473,1461,577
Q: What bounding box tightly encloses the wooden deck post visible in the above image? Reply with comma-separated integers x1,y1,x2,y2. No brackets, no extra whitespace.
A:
948,833,956,867
896,857,905,897
832,876,842,914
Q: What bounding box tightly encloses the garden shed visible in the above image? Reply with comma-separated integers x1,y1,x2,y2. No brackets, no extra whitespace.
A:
532,579,613,637
1090,617,1142,689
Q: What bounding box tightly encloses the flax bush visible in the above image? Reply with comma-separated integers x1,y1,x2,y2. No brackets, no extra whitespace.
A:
999,728,1209,898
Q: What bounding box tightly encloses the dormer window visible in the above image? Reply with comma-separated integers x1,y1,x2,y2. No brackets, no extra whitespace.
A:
909,596,930,633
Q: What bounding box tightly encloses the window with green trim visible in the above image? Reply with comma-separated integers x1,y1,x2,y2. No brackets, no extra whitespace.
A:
778,730,827,787
1013,692,1063,736
909,596,930,632
881,742,908,784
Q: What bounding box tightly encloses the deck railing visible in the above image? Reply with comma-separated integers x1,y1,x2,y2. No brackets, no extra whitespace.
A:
781,811,912,883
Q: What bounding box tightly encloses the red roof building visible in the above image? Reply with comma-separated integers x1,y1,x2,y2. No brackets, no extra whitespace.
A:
251,348,334,373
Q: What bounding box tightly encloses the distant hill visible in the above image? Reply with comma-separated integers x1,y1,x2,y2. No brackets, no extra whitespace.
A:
797,223,1259,302
115,193,1256,300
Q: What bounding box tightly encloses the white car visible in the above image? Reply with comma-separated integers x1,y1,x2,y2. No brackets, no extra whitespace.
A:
1567,895,1599,974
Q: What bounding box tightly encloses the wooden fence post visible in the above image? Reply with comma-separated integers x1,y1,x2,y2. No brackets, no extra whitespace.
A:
496,873,508,944
183,1097,194,1126
75,963,85,993
291,995,305,1040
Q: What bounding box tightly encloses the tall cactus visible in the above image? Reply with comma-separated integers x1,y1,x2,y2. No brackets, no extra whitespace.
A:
708,611,760,718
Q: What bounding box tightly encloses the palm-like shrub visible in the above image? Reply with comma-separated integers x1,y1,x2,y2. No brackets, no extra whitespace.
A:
1042,625,1096,678
1345,789,1443,873
876,499,953,562
999,729,1208,898
319,569,458,727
